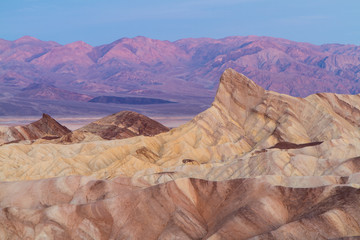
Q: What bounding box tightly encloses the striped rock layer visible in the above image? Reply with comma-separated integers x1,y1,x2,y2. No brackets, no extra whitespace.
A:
1,69,360,239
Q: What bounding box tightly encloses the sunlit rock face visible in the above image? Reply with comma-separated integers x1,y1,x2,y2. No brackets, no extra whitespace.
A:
1,69,360,239
1,69,360,181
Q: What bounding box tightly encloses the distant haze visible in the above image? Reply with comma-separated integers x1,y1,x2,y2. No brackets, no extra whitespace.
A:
0,0,359,46
1,35,360,118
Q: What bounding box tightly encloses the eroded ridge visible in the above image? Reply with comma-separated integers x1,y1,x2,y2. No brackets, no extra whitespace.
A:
1,69,360,239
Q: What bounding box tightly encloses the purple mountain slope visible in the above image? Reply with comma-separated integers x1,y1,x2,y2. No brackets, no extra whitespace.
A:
0,35,359,116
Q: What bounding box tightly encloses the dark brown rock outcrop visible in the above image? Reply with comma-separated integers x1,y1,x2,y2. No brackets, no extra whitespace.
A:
0,113,71,145
75,110,169,140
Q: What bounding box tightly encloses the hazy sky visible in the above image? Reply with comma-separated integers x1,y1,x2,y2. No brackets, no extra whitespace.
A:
1,0,359,46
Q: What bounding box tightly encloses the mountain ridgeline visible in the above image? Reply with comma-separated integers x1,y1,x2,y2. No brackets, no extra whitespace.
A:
1,35,360,99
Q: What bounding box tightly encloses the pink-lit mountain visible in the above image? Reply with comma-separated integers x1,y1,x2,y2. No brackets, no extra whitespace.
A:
0,35,359,116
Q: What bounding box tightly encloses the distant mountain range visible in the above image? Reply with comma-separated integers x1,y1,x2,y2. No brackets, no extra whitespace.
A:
19,83,92,101
0,35,359,116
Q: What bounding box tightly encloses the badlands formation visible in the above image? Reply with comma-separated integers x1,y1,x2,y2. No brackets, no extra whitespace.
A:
1,69,360,239
0,113,71,145
54,111,170,144
75,110,170,140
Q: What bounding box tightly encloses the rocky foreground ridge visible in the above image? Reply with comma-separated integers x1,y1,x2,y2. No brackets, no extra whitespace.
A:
1,69,360,239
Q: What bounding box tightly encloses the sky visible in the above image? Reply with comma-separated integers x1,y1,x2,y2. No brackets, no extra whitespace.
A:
0,0,359,46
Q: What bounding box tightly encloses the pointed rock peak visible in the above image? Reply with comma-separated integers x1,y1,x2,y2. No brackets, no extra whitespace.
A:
33,113,71,135
17,113,72,139
41,113,52,120
215,68,265,103
213,69,265,119
38,113,64,128
38,113,65,126
219,68,264,92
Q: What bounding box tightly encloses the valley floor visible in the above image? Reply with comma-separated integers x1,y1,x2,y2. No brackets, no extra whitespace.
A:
0,115,194,130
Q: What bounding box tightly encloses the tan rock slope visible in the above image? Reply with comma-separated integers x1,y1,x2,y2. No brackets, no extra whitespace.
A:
0,113,70,145
1,69,360,239
1,176,360,239
1,68,359,180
